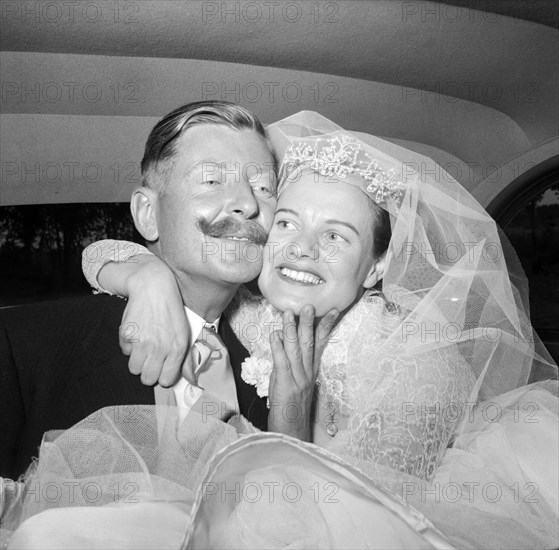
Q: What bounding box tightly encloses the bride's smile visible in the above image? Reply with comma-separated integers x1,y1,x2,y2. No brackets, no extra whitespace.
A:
276,265,325,285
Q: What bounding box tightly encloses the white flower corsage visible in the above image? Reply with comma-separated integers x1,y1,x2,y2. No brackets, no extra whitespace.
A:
241,355,273,406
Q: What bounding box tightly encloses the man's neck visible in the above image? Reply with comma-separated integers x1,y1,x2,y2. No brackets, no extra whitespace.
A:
147,244,239,322
174,272,238,323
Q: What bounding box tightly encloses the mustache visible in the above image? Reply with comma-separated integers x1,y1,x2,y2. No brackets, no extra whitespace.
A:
196,217,268,246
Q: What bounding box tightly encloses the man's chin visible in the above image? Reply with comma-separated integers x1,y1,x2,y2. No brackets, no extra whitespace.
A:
214,259,263,285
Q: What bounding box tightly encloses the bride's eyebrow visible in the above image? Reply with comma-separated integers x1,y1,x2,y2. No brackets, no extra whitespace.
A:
275,208,299,217
324,219,360,237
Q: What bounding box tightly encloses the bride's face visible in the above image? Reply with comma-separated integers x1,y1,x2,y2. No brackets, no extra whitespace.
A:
258,171,379,317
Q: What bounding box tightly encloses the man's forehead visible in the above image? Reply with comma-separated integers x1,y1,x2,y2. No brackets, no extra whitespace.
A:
170,125,273,174
175,124,272,154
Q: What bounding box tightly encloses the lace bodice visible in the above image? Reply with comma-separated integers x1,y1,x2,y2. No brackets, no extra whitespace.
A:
226,288,393,412
227,287,476,481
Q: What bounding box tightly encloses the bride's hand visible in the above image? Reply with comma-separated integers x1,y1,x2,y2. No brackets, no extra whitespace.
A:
118,255,192,387
268,305,338,441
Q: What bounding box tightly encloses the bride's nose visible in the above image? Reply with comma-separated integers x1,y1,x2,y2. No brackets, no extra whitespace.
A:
296,229,319,261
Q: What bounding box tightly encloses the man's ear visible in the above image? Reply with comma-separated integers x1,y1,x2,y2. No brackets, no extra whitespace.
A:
130,187,159,242
363,251,387,289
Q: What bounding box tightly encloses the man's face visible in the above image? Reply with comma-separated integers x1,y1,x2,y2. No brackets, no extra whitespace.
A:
155,124,277,287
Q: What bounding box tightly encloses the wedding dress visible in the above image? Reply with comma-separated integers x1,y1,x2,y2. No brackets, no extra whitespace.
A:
2,112,557,549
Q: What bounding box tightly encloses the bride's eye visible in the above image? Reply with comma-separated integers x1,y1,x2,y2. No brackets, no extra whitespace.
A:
325,231,346,243
276,219,296,230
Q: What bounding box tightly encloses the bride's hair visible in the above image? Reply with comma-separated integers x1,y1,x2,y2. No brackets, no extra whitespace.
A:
370,200,391,260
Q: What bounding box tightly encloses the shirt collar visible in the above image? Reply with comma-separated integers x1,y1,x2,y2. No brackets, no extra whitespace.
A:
184,306,220,346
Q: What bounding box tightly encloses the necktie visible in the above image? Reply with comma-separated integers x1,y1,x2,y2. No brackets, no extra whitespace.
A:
188,324,238,421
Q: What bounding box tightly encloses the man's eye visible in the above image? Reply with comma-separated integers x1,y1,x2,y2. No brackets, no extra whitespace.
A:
252,185,274,197
203,180,220,186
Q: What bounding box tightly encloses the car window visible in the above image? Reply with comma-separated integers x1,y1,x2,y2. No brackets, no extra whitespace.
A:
0,203,142,307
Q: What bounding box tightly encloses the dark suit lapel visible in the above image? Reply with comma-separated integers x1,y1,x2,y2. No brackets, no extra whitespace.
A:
219,316,268,431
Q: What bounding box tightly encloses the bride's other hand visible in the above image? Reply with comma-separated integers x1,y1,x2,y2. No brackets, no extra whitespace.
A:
268,305,338,441
117,255,191,387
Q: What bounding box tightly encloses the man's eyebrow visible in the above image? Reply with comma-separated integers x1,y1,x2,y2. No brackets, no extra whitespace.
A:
184,159,220,178
186,160,276,179
324,219,360,236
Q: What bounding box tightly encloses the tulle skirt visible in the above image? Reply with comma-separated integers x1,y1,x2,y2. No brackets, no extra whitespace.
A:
411,380,558,549
3,381,557,549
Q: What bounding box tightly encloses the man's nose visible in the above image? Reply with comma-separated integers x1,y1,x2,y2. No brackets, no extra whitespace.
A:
226,181,259,219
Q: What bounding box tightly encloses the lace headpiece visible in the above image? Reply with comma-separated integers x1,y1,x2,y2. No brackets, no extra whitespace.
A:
279,134,406,209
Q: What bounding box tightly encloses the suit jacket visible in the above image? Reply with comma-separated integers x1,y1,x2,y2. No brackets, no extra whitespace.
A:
0,294,268,479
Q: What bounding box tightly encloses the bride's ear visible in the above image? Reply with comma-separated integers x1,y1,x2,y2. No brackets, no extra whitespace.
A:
130,187,159,242
363,251,386,289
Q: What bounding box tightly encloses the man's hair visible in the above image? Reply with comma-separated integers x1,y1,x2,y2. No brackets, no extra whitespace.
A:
141,100,276,193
